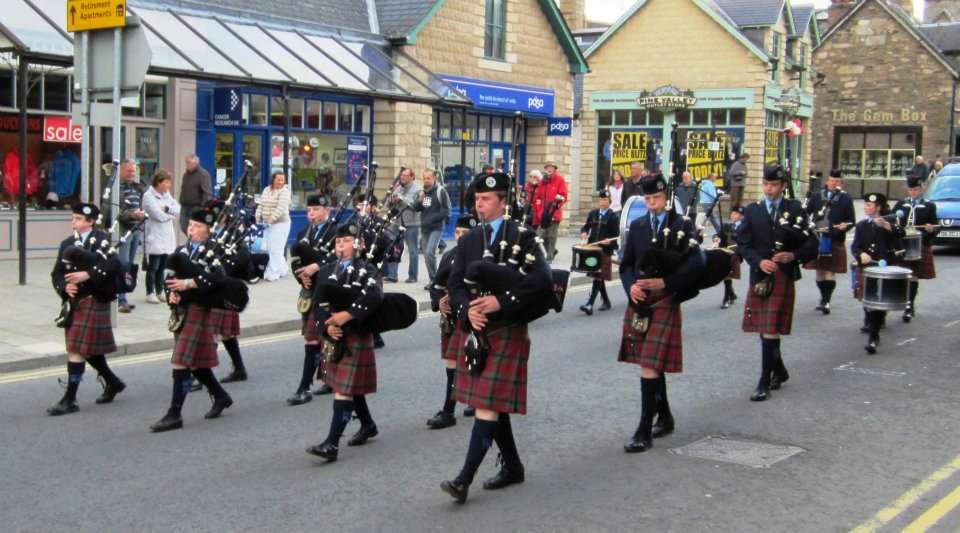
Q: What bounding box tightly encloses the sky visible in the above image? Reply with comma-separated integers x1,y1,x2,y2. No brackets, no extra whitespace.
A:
584,0,923,24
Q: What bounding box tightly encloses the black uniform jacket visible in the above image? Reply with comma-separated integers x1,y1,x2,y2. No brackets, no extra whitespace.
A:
580,208,620,255
619,211,704,298
737,198,818,284
806,189,856,241
851,218,905,265
51,230,121,303
893,199,939,246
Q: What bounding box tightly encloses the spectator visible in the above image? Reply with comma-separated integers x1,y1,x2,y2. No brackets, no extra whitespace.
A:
726,153,749,208
141,169,180,304
178,154,212,235
674,171,697,213
256,170,292,281
607,169,626,212
697,172,722,237
385,168,423,283
116,159,146,313
910,155,928,183
531,161,569,263
416,169,451,288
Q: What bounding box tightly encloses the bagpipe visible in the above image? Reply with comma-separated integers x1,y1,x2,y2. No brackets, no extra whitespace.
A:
690,178,736,290
753,181,815,298
806,186,845,259
429,249,457,337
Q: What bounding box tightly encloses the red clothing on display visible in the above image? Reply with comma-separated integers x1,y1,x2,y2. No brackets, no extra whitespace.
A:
3,147,38,196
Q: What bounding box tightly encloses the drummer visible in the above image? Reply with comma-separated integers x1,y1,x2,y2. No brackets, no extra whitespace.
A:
716,205,744,309
893,174,939,322
803,169,855,315
579,190,619,315
851,192,905,354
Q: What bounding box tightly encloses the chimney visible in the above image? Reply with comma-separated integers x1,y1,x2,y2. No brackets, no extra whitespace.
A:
825,0,859,32
557,0,585,31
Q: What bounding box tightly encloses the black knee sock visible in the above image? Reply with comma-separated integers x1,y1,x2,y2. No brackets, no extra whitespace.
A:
84,355,119,384
326,398,354,446
586,281,599,305
458,418,498,484
868,310,884,340
222,337,244,371
299,344,321,392
638,377,659,436
352,394,374,427
772,339,786,375
598,281,609,303
64,361,85,402
815,280,825,301
723,279,733,300
494,413,522,469
656,374,672,419
909,281,919,306
193,368,229,400
759,338,777,388
863,307,870,326
822,280,836,304
170,368,192,415
442,367,456,414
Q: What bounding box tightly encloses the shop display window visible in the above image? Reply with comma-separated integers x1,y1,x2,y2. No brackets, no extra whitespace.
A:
122,82,167,119
246,94,269,126
271,132,361,209
0,122,83,210
836,129,919,180
0,69,12,108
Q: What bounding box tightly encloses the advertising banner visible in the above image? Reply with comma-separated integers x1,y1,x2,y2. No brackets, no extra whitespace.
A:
611,131,648,179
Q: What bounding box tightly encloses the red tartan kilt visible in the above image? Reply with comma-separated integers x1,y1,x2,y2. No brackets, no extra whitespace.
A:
454,322,529,414
618,296,683,373
441,326,463,361
727,254,742,280
586,253,613,281
323,332,377,395
65,296,116,356
742,270,796,335
301,309,322,342
210,308,241,338
902,245,936,279
172,305,219,368
803,240,848,273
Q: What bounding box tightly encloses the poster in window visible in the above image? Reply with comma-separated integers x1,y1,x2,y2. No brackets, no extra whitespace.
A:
685,131,726,183
611,131,647,180
345,136,368,185
764,129,781,166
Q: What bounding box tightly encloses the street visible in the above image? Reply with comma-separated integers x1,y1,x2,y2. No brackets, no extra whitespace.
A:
2,250,960,532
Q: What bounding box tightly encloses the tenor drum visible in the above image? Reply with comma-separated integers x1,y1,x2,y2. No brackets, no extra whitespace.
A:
902,230,922,262
619,195,685,250
862,266,912,311
571,245,603,273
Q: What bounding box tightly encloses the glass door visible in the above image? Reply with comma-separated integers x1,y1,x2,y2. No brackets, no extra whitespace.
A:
134,127,160,180
214,131,264,200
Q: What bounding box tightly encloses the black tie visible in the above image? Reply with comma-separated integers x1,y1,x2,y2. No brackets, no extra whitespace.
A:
769,202,777,221
651,215,659,237
485,225,494,248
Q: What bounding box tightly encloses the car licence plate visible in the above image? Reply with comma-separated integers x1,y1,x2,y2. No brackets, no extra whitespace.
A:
940,230,960,238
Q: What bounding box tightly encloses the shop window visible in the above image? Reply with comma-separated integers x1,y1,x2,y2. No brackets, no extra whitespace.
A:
44,74,69,112
692,109,709,125
323,102,337,130
270,96,285,127
135,127,161,180
25,72,41,110
306,100,321,129
339,103,354,132
279,132,366,209
614,110,629,125
247,94,268,126
355,104,370,133
476,113,489,141
465,113,478,140
432,110,439,138
438,111,452,139
729,108,745,125
630,110,647,126
484,0,507,60
710,109,727,126
491,116,502,142
598,110,613,126
0,69,13,108
503,118,513,143
452,112,463,139
836,129,919,180
143,83,166,118
648,109,664,125
289,98,305,128
675,109,691,125
765,111,784,129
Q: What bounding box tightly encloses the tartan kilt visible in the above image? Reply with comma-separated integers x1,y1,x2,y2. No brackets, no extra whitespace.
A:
65,296,116,356
210,308,241,339
323,331,377,395
453,322,529,414
742,270,795,335
586,253,613,281
727,254,742,280
441,325,464,361
903,245,936,279
617,296,683,373
803,240,848,273
301,309,322,343
172,305,219,368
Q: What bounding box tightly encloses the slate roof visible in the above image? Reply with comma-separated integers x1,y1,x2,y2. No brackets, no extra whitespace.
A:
790,4,815,37
919,23,960,54
712,0,786,27
376,0,440,41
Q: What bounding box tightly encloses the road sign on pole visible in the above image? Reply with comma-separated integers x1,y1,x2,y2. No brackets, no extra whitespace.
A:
72,15,151,100
67,0,127,32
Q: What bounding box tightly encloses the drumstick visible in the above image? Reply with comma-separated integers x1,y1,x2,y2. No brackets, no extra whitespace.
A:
583,238,613,247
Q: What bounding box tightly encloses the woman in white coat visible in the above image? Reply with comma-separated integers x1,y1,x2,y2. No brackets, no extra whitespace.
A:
256,170,292,281
141,169,180,303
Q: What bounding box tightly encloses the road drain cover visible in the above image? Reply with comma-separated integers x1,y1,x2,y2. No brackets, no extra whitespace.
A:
670,436,804,468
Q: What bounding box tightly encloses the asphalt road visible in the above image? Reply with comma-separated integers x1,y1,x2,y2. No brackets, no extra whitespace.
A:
3,249,960,532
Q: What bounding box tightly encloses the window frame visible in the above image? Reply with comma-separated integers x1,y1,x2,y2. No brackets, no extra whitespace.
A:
484,0,508,61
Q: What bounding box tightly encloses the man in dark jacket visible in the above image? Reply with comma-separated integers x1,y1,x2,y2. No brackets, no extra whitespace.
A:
417,169,451,287
179,154,212,235
116,159,146,313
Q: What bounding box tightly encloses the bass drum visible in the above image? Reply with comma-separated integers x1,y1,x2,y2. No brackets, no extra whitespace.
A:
619,195,686,253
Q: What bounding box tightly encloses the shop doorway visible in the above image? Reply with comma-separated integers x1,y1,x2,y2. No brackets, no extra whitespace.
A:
214,131,265,200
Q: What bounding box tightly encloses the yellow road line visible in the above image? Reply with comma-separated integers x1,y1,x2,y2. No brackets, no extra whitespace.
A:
851,454,960,533
901,483,960,533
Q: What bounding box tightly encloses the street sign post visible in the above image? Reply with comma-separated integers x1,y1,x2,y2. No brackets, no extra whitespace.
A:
73,17,151,99
67,0,127,32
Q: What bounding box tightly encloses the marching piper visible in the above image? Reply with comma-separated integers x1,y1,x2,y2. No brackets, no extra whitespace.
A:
48,203,127,415
893,174,939,322
718,205,744,309
203,199,248,384
578,190,619,315
803,169,855,314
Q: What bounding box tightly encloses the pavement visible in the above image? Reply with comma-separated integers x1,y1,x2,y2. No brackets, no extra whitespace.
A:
0,235,596,373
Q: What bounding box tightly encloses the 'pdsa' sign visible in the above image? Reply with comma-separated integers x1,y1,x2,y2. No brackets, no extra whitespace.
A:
43,117,82,143
547,117,572,136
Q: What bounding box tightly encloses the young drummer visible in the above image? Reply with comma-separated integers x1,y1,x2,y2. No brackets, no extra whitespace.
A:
151,208,233,432
719,206,744,309
804,169,855,314
853,193,905,354
893,174,939,322
48,203,127,415
306,223,384,462
426,214,477,429
578,190,619,315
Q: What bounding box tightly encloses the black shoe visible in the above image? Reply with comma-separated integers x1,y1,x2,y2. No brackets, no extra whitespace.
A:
347,424,379,446
440,479,469,503
306,441,338,462
204,396,233,419
903,305,914,322
822,302,831,315
815,301,824,312
427,410,456,429
189,381,203,392
721,299,732,309
313,383,334,396
47,398,79,416
598,301,611,312
624,429,652,453
750,387,770,402
865,339,878,354
384,277,398,283
483,465,525,490
651,415,675,438
404,278,417,284
579,303,593,316
220,369,247,383
770,369,790,390
730,293,738,303
287,389,313,405
463,406,476,417
150,413,183,432
95,380,126,404
373,337,385,349
860,325,869,333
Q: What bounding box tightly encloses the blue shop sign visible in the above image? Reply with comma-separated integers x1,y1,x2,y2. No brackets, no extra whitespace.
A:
346,136,368,185
441,75,554,117
213,88,242,127
547,117,572,136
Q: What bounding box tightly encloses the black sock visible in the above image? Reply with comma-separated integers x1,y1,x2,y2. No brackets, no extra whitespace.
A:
193,368,230,400
458,418,498,485
759,338,776,388
84,355,119,384
863,307,870,327
772,339,786,375
64,361,85,402
495,413,522,469
868,310,884,340
598,281,609,303
638,376,659,437
352,394,375,427
326,398,354,446
816,280,825,301
222,337,244,371
822,280,836,304
442,367,456,414
299,344,321,392
586,282,599,305
723,279,733,300
170,368,192,415
909,281,919,306
656,374,672,419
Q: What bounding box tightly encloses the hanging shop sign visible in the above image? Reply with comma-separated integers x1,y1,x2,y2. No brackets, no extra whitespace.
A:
43,117,84,143
213,87,243,127
440,75,555,116
636,86,697,111
547,117,572,136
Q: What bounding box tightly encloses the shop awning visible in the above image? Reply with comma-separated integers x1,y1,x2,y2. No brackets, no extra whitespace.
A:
0,0,471,107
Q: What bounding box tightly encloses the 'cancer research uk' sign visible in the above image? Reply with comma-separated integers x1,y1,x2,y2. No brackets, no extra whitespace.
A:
346,136,368,185
213,88,242,127
440,75,555,116
547,117,572,136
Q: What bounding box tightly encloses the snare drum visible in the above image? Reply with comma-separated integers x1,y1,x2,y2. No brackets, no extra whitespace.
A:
862,266,912,311
902,230,922,262
571,245,603,273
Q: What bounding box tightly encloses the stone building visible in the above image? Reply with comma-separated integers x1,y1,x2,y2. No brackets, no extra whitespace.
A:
811,0,960,198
